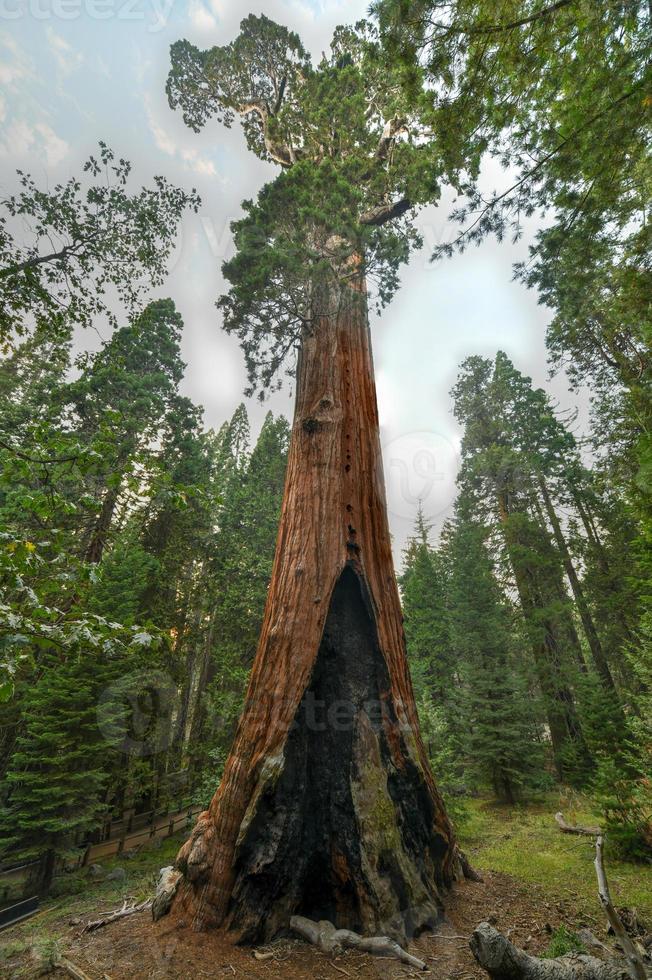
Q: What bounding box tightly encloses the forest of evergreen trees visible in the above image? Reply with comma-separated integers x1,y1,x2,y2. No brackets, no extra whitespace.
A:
0,289,291,889
0,0,650,902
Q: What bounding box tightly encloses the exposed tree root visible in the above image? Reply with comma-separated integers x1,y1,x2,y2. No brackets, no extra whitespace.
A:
554,812,601,836
458,847,484,882
470,922,631,980
290,914,427,970
152,866,182,922
82,899,152,933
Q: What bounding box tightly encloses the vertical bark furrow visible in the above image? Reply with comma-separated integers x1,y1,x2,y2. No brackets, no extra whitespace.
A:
173,276,457,936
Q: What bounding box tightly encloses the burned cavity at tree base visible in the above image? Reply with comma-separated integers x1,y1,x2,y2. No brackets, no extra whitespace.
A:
223,565,450,944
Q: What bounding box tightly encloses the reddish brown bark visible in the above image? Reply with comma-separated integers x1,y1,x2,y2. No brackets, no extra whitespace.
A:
172,274,460,942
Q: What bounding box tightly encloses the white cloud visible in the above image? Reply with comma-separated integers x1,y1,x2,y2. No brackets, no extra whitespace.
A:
146,100,177,156
0,120,68,167
94,55,111,79
35,123,69,166
207,0,226,17
0,33,31,88
0,64,19,86
46,28,84,76
145,96,219,178
189,0,218,33
0,95,6,124
0,121,35,159
181,147,217,176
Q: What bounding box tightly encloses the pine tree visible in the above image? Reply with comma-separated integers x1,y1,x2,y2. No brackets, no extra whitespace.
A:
66,298,187,564
400,503,452,703
444,496,544,803
194,409,290,784
0,638,159,892
452,354,590,781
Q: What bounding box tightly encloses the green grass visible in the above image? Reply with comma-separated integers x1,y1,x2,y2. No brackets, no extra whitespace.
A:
542,925,586,958
459,791,652,921
2,795,651,972
0,832,185,968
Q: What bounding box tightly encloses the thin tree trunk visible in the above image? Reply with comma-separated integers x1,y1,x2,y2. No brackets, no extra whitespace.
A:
572,490,607,567
530,490,587,675
569,484,641,694
181,605,218,770
496,492,587,779
170,598,203,757
84,484,120,564
538,478,620,698
171,273,460,941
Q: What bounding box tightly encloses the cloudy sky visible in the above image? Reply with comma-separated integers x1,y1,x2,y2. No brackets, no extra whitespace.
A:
0,0,582,562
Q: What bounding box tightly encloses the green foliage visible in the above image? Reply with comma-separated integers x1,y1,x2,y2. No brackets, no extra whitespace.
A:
446,502,545,802
542,925,586,959
451,353,594,782
0,645,155,883
379,0,650,826
591,748,652,861
187,407,289,775
192,746,229,808
0,127,289,890
460,794,652,919
415,695,469,826
0,302,289,882
0,142,199,345
167,14,447,394
401,506,452,701
402,498,544,808
1,0,649,898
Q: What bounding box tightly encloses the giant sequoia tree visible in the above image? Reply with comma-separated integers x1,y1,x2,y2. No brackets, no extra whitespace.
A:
165,15,464,941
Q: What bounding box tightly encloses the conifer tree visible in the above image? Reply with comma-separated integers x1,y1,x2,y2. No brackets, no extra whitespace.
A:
452,354,590,781
192,409,290,785
66,298,186,564
0,653,110,892
444,496,544,803
400,503,453,703
166,13,465,937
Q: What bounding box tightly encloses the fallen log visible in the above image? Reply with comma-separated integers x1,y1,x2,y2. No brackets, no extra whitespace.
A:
470,922,631,980
82,899,152,933
594,835,648,980
290,914,427,970
54,956,94,980
555,812,601,836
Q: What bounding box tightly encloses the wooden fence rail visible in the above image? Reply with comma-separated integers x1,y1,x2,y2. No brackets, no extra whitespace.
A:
0,803,202,909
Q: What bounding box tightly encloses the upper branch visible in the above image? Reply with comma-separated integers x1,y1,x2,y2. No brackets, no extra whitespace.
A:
428,0,573,37
375,115,408,161
236,100,296,168
360,198,412,225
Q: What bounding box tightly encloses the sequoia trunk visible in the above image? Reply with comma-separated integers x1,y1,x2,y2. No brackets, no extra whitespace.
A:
172,274,460,942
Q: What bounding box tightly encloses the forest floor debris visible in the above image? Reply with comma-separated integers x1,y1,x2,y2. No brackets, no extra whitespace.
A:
1,796,650,979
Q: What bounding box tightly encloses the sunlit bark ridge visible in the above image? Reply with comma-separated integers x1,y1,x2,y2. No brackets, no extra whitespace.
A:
172,272,461,941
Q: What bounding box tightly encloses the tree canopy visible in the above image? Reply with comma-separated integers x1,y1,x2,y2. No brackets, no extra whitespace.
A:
167,15,466,394
0,142,200,347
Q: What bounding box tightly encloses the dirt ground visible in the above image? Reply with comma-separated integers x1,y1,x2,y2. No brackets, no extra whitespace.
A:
11,869,614,980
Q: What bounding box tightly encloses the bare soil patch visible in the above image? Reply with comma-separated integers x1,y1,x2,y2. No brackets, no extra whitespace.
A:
5,870,610,979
